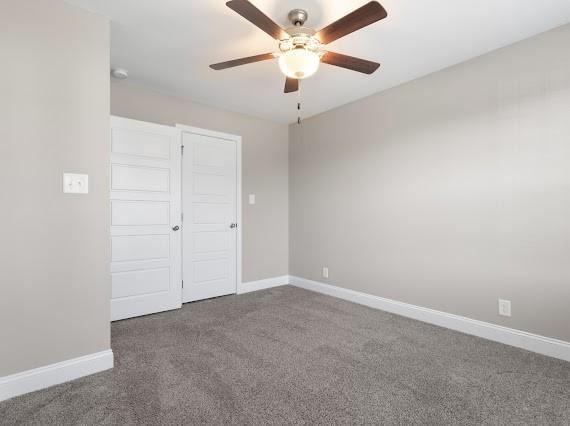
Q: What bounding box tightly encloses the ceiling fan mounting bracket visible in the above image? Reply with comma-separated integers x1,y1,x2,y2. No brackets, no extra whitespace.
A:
288,9,308,26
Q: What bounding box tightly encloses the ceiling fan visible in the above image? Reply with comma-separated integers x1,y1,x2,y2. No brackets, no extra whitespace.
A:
210,0,388,93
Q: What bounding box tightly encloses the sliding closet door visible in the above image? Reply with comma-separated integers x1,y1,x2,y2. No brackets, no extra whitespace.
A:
110,116,182,321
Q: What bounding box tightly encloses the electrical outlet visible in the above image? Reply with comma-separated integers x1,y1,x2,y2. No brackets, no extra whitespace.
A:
248,194,256,205
322,267,329,279
498,299,511,317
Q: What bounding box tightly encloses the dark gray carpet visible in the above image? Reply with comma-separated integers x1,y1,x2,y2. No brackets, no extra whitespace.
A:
1,285,569,425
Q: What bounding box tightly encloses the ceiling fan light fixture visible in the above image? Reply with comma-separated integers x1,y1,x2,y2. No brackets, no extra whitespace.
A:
210,1,387,92
278,48,320,79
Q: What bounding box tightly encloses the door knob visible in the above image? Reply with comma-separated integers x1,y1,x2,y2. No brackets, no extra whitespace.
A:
172,225,180,231
230,223,237,229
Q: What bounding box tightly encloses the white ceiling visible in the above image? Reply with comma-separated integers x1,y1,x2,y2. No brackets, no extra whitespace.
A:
68,0,570,123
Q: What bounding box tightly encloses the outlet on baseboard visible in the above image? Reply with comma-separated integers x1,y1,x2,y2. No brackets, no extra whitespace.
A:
498,299,511,317
322,267,329,279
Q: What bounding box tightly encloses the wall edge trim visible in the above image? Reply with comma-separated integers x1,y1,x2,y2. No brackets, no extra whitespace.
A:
0,349,114,402
290,276,570,362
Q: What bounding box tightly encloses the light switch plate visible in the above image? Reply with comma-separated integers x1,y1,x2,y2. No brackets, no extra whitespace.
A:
249,194,256,205
63,173,89,194
322,267,329,279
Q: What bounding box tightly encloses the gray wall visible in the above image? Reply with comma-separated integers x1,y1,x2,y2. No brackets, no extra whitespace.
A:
111,80,289,282
289,25,570,342
0,0,110,375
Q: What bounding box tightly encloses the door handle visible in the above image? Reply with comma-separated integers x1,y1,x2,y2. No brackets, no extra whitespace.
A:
230,223,237,229
172,225,180,231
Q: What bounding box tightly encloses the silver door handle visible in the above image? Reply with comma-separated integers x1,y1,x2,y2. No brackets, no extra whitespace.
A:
230,223,237,229
172,225,180,231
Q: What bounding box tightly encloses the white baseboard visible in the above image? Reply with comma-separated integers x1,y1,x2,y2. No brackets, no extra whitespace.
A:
290,276,570,363
0,349,114,402
238,275,290,294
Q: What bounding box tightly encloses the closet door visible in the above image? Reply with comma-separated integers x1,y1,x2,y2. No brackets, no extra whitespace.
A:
110,116,182,321
182,130,238,303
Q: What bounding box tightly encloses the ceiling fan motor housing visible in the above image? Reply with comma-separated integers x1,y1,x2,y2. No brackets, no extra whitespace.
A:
283,9,320,53
279,34,323,57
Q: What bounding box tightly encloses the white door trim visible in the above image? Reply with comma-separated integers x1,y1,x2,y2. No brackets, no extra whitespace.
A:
176,124,242,298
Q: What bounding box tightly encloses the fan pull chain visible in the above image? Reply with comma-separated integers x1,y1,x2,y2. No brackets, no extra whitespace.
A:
297,80,302,125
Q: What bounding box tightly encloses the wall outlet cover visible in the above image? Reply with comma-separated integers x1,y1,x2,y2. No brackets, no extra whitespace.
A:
322,267,329,279
498,299,511,317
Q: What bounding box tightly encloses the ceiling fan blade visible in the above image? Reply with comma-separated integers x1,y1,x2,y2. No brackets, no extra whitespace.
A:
210,53,275,70
284,77,299,93
316,1,387,45
226,0,287,40
322,51,380,74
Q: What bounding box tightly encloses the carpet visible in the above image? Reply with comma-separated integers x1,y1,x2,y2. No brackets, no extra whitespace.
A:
1,285,569,425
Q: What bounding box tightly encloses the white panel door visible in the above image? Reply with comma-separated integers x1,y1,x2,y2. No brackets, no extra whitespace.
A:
110,116,182,321
182,131,238,302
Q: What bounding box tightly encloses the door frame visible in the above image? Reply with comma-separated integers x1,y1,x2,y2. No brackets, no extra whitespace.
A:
176,124,242,299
